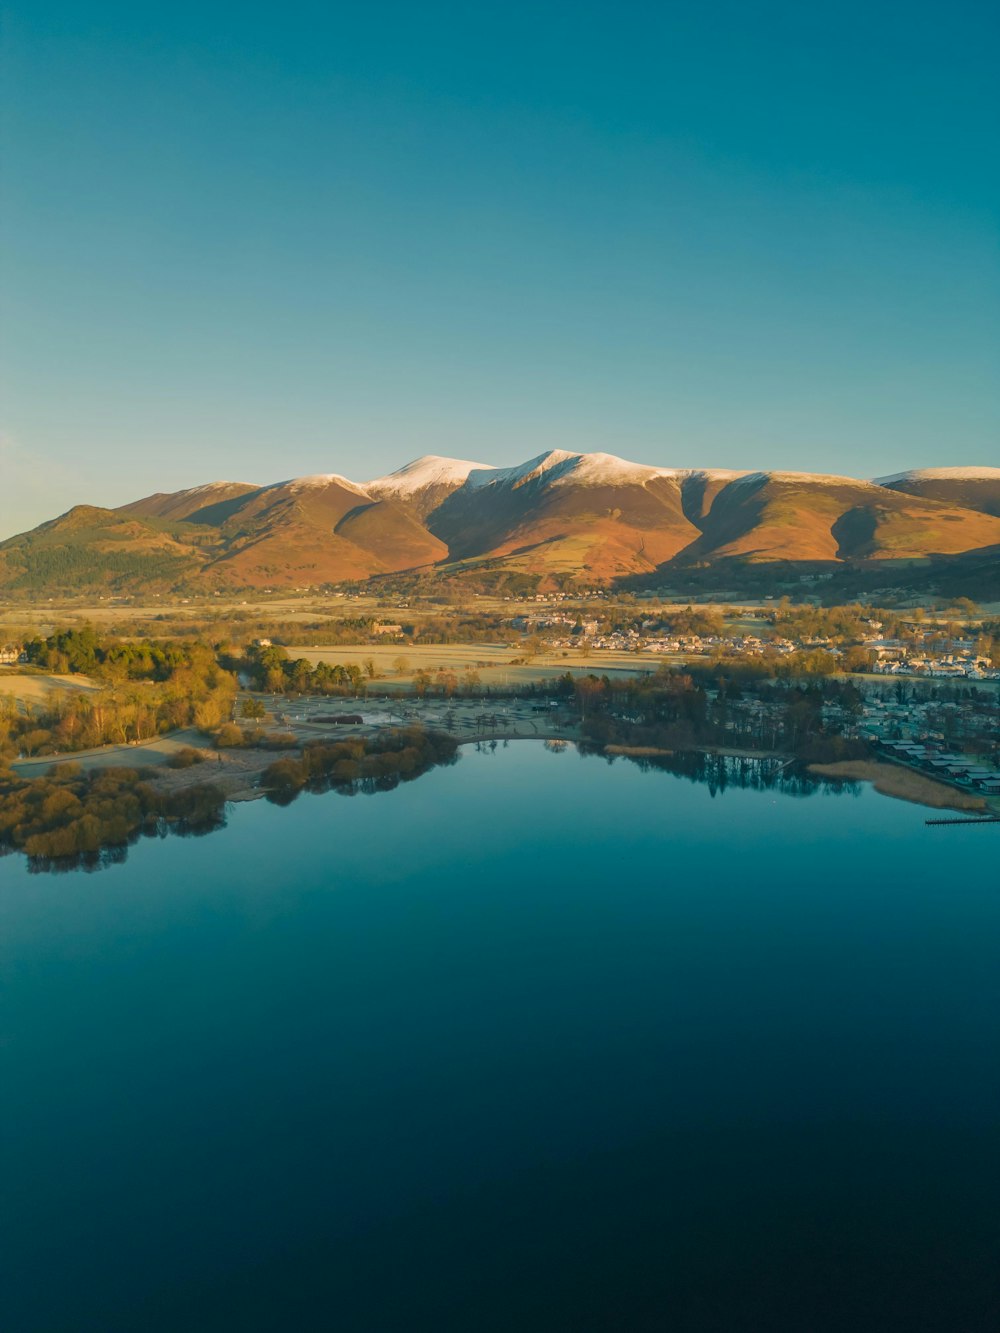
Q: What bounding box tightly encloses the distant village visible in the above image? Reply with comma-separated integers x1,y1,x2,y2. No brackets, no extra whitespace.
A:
505,614,1000,681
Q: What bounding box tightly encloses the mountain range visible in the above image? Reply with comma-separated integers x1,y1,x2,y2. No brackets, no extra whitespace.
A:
2,453,999,595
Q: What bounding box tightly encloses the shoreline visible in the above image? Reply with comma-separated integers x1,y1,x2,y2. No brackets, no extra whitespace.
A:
11,725,995,818
807,759,988,813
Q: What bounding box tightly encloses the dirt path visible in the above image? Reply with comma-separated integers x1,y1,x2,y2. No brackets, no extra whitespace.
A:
11,729,210,775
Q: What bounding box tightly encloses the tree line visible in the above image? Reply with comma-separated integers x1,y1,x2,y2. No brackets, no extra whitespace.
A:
559,663,870,766
261,728,459,803
2,632,237,762
0,764,226,870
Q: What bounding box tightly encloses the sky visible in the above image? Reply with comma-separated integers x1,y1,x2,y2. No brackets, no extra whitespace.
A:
1,0,997,538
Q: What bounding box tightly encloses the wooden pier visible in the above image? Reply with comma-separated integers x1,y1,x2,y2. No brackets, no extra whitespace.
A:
925,815,1000,826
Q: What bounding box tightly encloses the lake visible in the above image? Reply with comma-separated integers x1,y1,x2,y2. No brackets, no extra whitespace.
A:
3,742,998,1331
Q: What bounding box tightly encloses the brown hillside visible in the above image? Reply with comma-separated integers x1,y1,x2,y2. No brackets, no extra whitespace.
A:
120,482,258,523
877,470,1000,518
334,500,449,569
4,453,1000,592
671,474,1000,565
430,464,699,578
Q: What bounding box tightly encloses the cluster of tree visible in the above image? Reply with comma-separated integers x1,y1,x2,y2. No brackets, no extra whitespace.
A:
215,723,298,750
709,645,845,676
370,568,547,599
1,686,225,761
250,616,383,646
167,746,207,768
395,613,508,645
652,607,726,637
241,644,492,697
978,621,1000,667
766,601,876,641
0,764,226,868
30,610,379,645
225,615,397,648
559,664,870,766
2,541,194,593
1,642,236,762
24,628,228,682
406,666,483,696
261,727,459,803
240,643,368,694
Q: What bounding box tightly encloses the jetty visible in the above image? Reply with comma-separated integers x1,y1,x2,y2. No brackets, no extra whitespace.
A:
925,815,1000,827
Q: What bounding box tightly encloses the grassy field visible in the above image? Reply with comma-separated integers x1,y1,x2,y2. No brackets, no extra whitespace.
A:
294,642,679,687
0,592,728,629
0,670,101,707
0,596,354,634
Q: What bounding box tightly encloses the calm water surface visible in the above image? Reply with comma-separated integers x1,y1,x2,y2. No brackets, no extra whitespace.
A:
2,743,998,1331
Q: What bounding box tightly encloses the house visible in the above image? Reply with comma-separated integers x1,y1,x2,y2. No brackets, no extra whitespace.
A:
0,644,24,665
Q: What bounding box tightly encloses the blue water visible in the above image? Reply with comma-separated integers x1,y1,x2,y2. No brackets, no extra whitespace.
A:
2,743,998,1332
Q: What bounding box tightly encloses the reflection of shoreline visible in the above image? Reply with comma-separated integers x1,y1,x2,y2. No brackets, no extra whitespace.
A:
808,760,987,813
227,735,990,816
586,742,997,815
582,745,817,801
603,743,793,761
9,735,992,876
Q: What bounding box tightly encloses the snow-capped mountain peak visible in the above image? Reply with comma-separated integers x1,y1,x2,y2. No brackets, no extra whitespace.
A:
367,455,496,496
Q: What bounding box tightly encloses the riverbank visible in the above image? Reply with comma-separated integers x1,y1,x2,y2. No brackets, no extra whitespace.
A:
808,759,988,812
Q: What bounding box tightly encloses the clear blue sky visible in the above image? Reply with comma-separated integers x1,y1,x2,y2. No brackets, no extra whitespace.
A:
1,0,997,537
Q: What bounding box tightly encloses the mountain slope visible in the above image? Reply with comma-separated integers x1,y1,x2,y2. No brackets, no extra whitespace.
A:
673,472,1000,565
3,453,999,593
428,453,705,578
0,506,204,591
120,482,259,524
875,467,1000,518
197,475,433,586
365,455,496,519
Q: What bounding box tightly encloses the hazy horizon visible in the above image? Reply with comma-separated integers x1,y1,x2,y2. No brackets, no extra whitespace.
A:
2,1,997,540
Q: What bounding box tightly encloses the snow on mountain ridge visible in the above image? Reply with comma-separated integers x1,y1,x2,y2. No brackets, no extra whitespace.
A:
551,453,670,486
280,474,373,498
461,451,749,491
366,455,496,495
731,469,874,488
875,467,1000,484
466,450,580,489
264,456,1000,503
178,481,256,495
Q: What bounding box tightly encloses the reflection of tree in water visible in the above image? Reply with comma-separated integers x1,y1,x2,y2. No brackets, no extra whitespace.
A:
581,745,861,801
12,799,227,876
263,729,460,805
13,733,868,878
13,729,459,874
